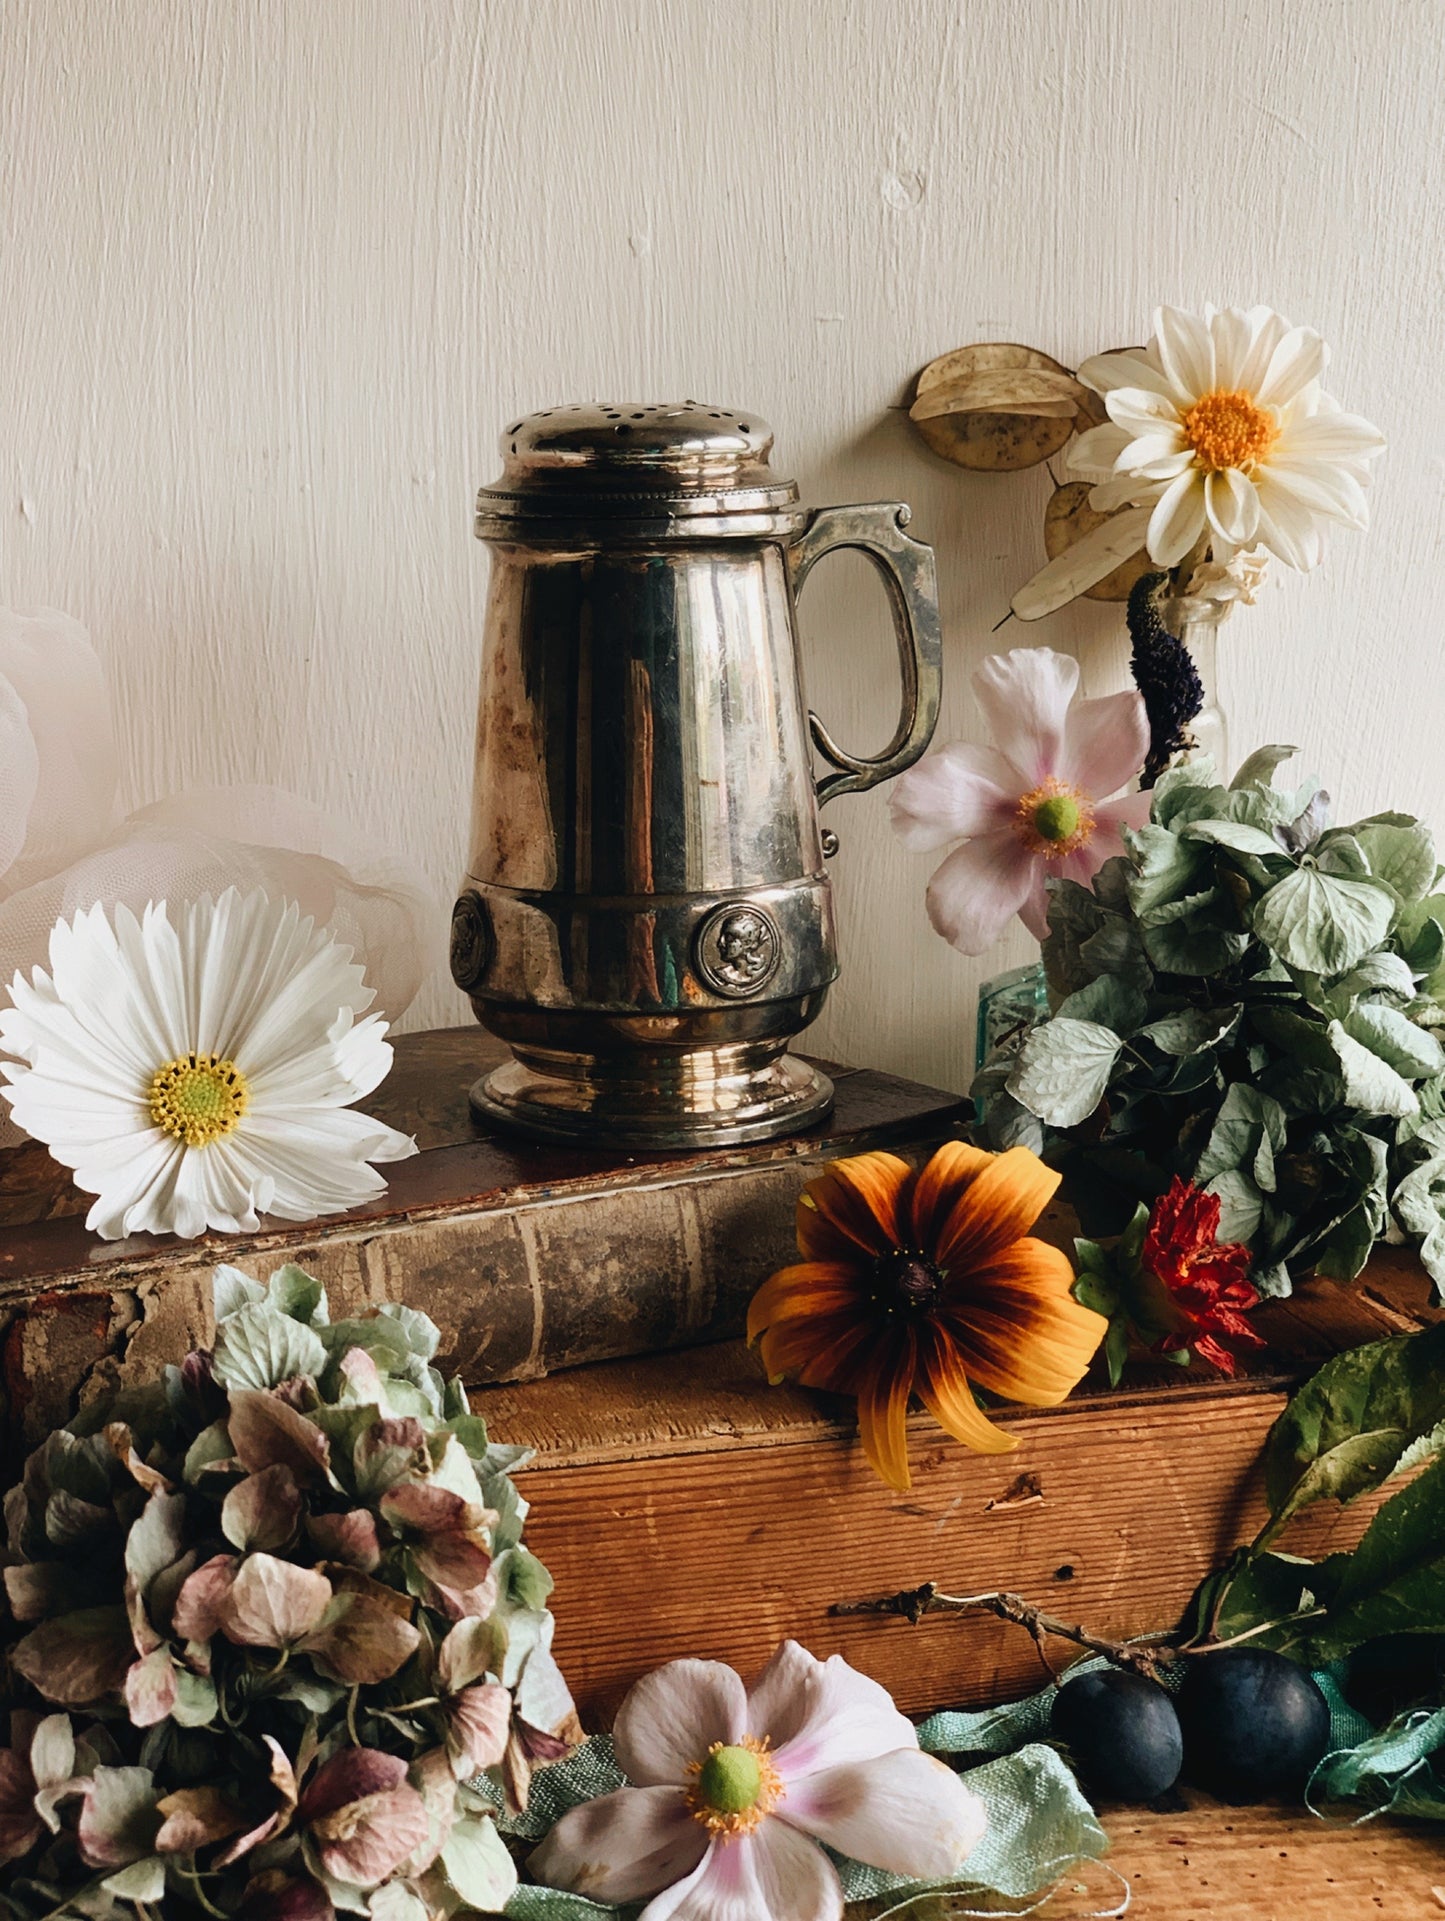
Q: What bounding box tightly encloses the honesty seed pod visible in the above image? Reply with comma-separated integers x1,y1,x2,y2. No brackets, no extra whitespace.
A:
1043,480,1152,603
909,343,1094,472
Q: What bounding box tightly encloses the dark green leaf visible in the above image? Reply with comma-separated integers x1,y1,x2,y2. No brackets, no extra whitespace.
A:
1193,1550,1336,1649
1306,1452,1445,1659
267,1263,328,1325
1194,1084,1288,1184
1342,1003,1445,1080
1140,889,1251,975
1263,1321,1445,1531
1230,744,1298,793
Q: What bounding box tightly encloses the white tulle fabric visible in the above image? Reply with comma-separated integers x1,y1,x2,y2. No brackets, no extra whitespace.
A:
0,610,430,1149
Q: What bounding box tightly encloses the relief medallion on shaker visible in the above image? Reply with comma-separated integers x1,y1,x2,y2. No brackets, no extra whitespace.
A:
694,903,782,999
449,890,493,993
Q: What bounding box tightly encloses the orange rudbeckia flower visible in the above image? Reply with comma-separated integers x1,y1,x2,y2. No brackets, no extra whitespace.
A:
746,1141,1107,1491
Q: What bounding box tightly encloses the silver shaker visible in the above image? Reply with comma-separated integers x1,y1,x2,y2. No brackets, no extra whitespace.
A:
452,403,942,1147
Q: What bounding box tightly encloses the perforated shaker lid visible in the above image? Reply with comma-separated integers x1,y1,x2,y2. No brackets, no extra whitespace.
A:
474,401,805,538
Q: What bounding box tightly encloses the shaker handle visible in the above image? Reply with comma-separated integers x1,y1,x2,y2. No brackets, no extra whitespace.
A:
788,501,943,811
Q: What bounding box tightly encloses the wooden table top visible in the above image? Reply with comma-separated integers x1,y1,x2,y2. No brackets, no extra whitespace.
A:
930,1799,1443,1918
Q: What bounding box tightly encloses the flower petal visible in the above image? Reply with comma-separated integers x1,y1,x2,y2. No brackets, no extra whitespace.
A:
1087,476,1165,513
744,1640,828,1753
746,1264,863,1344
932,1146,1061,1271
1056,690,1148,801
613,1660,746,1787
854,1333,916,1491
1275,406,1386,462
1259,461,1368,530
908,1141,994,1251
939,1240,1107,1404
888,744,1019,852
759,1311,875,1394
1152,305,1213,400
1077,347,1175,401
1067,422,1133,477
923,833,1037,959
1095,789,1154,838
1212,305,1291,395
1204,467,1260,547
529,1786,707,1905
970,648,1077,785
914,1325,1018,1454
765,1649,919,1780
1254,325,1326,409
778,1746,986,1877
641,1823,841,1921
796,1154,910,1262
1252,480,1325,571
1105,390,1183,438
1146,469,1208,567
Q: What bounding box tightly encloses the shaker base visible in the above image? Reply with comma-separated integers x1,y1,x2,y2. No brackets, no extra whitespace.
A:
468,1045,835,1149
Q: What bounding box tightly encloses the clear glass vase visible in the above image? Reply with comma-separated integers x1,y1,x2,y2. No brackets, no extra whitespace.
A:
1162,593,1231,773
974,960,1050,1073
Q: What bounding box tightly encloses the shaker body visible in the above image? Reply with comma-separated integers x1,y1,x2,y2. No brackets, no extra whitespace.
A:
456,535,837,1074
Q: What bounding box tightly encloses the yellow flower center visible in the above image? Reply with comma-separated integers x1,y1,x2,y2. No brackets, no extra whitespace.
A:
1014,779,1095,859
685,1735,783,1841
148,1053,249,1146
1179,388,1279,473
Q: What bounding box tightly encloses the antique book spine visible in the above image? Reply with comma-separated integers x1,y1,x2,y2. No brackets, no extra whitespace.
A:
0,1031,968,1443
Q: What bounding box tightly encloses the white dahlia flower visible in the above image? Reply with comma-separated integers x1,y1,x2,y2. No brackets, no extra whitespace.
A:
1015,304,1385,618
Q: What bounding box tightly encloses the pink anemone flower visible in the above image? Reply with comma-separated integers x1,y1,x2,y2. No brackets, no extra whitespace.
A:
890,647,1150,955
529,1643,984,1921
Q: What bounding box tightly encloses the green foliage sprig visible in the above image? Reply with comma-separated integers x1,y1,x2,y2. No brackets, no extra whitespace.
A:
977,746,1445,1299
0,1265,578,1921
1189,1319,1445,1663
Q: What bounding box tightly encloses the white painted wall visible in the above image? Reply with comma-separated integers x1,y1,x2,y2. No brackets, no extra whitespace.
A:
6,0,1444,1094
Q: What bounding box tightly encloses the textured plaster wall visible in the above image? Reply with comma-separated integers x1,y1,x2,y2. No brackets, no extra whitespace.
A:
5,0,1445,1093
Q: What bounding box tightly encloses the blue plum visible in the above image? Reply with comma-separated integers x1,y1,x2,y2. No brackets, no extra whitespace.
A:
1049,1668,1184,1803
1178,1648,1331,1801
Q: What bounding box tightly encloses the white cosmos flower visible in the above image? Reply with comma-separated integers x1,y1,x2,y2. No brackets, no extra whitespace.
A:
0,889,417,1240
1014,304,1385,618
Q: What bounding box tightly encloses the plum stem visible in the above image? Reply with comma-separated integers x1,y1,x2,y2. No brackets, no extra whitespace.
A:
830,1582,1181,1677
831,1581,1326,1674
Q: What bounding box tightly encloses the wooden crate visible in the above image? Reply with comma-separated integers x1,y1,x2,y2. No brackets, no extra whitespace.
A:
479,1256,1437,1727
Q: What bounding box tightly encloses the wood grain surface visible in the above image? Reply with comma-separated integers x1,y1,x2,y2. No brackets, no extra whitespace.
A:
994,1801,1444,1919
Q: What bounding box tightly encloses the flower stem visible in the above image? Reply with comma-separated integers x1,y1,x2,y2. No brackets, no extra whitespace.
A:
174,1859,229,1920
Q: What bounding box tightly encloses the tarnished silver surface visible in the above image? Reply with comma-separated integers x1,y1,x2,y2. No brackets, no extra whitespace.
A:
458,402,943,1146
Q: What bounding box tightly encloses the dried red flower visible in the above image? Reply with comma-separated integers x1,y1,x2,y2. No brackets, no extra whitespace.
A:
1142,1176,1265,1377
